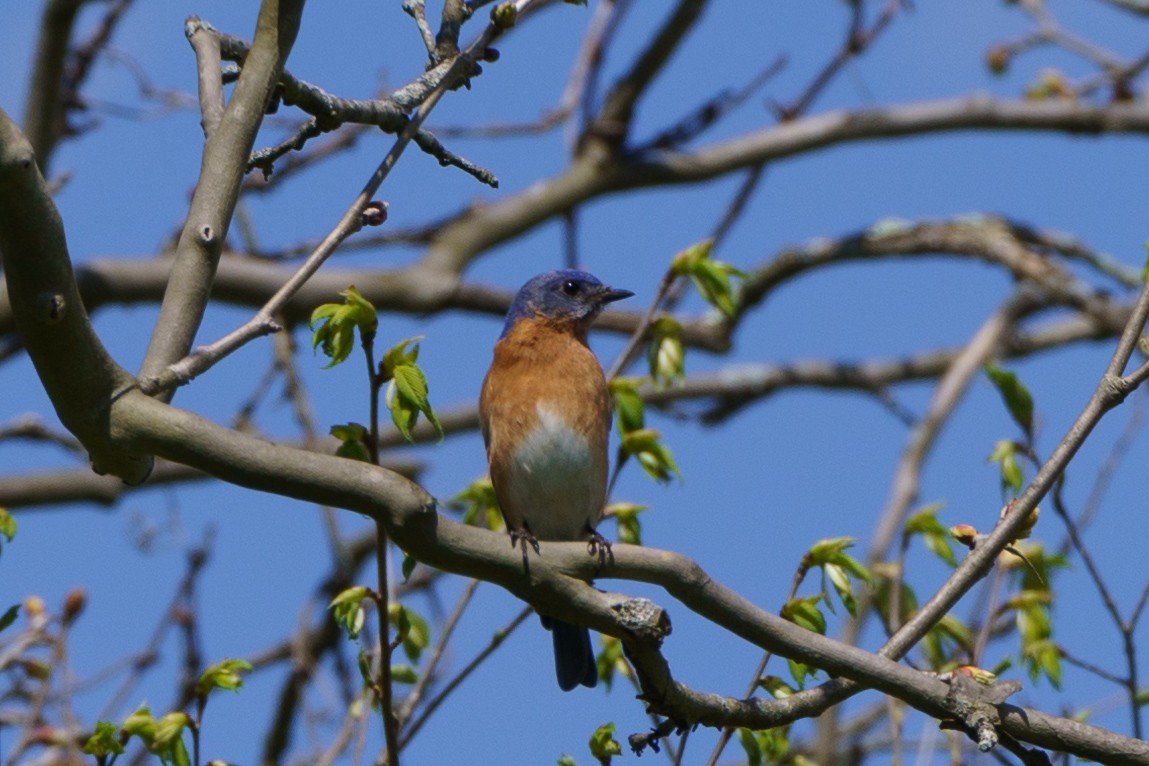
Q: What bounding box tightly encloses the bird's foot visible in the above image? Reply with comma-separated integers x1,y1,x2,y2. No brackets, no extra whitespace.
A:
510,527,540,572
510,527,541,555
586,528,612,566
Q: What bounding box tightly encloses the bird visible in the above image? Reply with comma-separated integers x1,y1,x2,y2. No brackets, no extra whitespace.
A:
479,269,634,691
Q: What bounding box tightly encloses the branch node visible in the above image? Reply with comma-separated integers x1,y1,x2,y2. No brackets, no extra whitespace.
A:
35,292,66,324
612,596,672,642
939,671,1022,754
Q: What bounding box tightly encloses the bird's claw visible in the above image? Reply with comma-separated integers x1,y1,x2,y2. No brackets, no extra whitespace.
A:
587,528,612,566
510,527,541,555
510,527,540,573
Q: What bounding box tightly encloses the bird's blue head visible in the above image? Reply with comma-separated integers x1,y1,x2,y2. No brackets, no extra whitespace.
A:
501,270,633,338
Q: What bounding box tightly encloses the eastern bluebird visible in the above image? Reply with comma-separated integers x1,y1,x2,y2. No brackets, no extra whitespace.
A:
479,270,633,691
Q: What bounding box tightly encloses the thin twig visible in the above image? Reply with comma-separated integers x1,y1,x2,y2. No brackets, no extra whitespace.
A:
395,578,481,729
140,51,471,395
185,17,225,138
398,606,532,748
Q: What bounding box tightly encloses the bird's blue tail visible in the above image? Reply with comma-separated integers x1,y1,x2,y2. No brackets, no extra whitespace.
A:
542,615,597,691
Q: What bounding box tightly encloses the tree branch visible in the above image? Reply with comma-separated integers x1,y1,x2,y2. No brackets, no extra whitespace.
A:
21,0,87,168
137,0,306,391
0,107,151,484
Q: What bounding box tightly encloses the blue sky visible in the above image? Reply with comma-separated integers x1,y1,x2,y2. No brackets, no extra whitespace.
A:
3,1,1149,764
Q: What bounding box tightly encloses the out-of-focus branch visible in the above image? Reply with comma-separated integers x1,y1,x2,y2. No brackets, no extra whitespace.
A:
592,0,706,146
1104,0,1149,14
0,453,423,511
0,255,727,351
21,0,86,168
871,291,1033,562
776,0,905,120
419,96,1149,276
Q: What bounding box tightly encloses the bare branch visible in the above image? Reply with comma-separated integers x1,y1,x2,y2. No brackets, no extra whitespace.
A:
185,17,225,138
0,107,151,483
592,0,706,147
22,0,87,167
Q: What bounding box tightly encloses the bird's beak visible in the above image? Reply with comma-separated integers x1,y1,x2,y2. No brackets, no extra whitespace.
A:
597,286,634,305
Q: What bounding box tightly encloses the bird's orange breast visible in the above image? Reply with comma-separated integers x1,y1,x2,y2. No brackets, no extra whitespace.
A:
479,319,612,540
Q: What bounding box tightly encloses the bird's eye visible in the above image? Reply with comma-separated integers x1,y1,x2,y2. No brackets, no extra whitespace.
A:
561,280,580,296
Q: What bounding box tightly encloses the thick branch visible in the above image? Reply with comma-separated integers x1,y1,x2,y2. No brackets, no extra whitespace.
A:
420,96,1149,275
0,107,151,483
137,0,305,389
98,387,1149,763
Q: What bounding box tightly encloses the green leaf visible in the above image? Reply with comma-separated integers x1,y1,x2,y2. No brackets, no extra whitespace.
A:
608,502,647,546
331,422,371,462
787,657,816,689
987,439,1025,496
984,364,1035,437
588,722,622,761
756,675,796,699
310,287,378,368
647,316,685,388
389,603,430,662
802,538,870,617
450,477,502,530
595,635,624,691
781,595,826,634
762,728,793,762
153,712,190,750
805,537,858,568
669,239,747,318
83,721,125,757
1023,639,1062,688
904,502,946,535
196,658,253,697
738,727,763,766
619,428,681,483
383,340,443,443
0,507,14,541
557,756,579,766
0,604,18,633
905,503,957,566
380,336,422,380
357,648,373,687
990,655,1014,678
127,710,190,763
609,378,645,434
329,585,372,639
391,664,419,684
0,507,13,561
1002,541,1066,590
824,563,857,616
401,550,417,583
172,739,192,766
122,705,157,744
670,239,716,276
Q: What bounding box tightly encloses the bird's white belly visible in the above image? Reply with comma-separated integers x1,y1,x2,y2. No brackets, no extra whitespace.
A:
506,404,597,541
